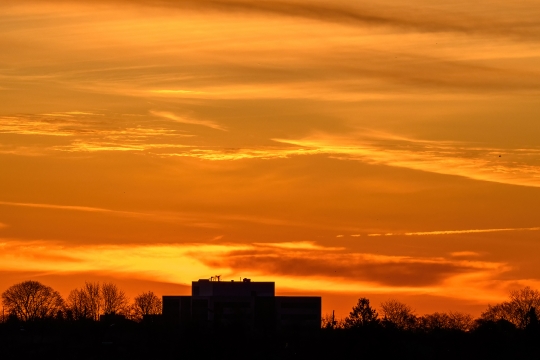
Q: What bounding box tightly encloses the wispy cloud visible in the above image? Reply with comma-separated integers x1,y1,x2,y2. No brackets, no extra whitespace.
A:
187,243,512,298
0,200,211,227
150,90,203,95
366,226,540,237
27,0,540,39
252,241,344,251
162,146,323,161
451,251,481,258
61,111,103,116
272,134,540,188
150,111,226,131
0,113,194,154
6,116,526,191
0,200,324,230
156,133,540,188
0,239,512,298
55,140,191,153
0,201,115,213
0,115,80,136
0,240,249,285
404,227,540,236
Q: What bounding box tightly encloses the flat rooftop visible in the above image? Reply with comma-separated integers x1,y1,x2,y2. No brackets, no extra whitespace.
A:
192,278,275,297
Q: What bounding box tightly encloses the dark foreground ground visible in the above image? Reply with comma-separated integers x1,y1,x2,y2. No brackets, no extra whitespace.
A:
1,321,539,360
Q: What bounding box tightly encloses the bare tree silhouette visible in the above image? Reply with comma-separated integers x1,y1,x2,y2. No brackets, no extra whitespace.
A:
1,280,64,321
380,299,416,330
481,286,540,329
101,282,129,315
447,311,474,331
66,282,101,321
132,291,162,320
67,288,92,321
419,311,474,332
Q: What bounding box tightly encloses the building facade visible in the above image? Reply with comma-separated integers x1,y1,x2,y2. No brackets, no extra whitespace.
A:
163,278,321,332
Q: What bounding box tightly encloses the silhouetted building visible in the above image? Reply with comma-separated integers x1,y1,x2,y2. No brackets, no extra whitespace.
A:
163,278,321,332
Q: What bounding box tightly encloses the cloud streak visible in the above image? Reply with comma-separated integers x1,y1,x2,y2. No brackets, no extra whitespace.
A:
0,239,512,298
404,227,540,236
0,201,115,213
365,226,540,237
0,113,194,154
24,0,540,39
7,111,537,190
0,200,332,231
272,134,540,188
154,133,540,188
451,251,481,258
0,201,213,227
0,115,81,137
150,111,226,131
193,243,509,290
252,241,345,251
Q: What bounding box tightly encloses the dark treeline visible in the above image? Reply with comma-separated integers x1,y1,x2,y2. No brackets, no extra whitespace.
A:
1,280,161,322
1,281,540,359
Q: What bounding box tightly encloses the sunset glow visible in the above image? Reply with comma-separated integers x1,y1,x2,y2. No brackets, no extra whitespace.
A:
2,0,540,318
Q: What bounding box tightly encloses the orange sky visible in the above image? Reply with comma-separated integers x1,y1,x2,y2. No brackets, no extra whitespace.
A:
1,0,540,318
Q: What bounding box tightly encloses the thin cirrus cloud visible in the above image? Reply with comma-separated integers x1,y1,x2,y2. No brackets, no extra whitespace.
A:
27,0,540,39
150,111,227,131
4,109,540,190
366,226,540,237
0,200,198,227
272,135,540,188
0,113,193,154
160,133,540,188
252,241,345,251
0,115,80,137
0,200,215,227
0,114,175,138
0,200,116,213
0,200,318,230
4,1,540,115
55,140,190,153
451,251,481,258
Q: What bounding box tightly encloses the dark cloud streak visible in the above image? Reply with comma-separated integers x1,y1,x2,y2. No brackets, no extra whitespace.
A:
119,0,540,39
198,248,488,287
9,0,540,39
